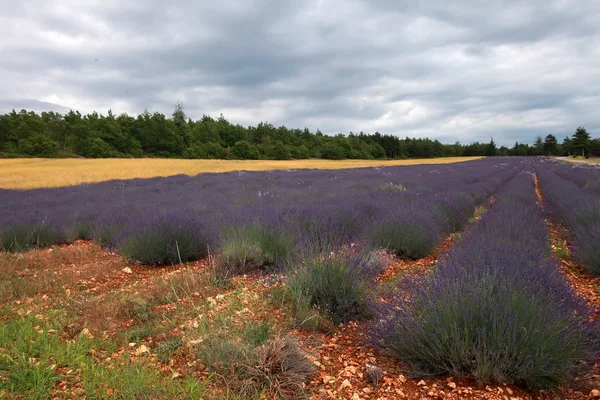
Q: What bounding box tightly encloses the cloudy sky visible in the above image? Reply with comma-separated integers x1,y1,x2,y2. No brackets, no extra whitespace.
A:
1,1,599,145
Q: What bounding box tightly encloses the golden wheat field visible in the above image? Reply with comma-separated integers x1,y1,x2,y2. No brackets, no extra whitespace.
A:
0,157,483,189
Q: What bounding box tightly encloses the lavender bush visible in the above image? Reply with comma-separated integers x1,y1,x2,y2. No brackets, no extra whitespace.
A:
286,246,384,325
0,222,64,252
371,169,599,389
535,160,600,274
116,214,210,266
215,220,294,279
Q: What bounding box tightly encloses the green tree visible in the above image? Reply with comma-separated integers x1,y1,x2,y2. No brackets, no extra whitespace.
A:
320,142,346,160
485,138,497,156
231,140,261,159
0,116,14,152
543,134,558,156
19,133,58,156
11,107,594,160
562,136,574,156
134,112,183,157
291,144,311,159
572,127,591,158
204,142,227,159
370,143,386,159
533,135,544,155
77,137,113,158
271,141,292,160
497,146,509,156
591,138,600,157
510,141,530,156
191,121,220,144
172,101,191,147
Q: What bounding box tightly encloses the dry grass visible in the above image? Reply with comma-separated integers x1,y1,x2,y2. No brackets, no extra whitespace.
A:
0,157,483,189
0,242,125,302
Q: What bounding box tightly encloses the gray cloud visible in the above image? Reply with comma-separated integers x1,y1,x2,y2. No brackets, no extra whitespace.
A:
1,0,599,146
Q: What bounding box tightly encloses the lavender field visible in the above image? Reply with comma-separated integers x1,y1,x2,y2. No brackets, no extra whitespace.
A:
0,158,521,261
1,157,599,399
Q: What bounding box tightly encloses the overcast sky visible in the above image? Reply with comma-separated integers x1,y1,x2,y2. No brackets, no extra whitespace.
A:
1,0,599,145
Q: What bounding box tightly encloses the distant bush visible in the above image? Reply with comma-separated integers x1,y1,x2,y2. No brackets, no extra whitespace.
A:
117,216,208,266
215,224,293,279
287,248,381,325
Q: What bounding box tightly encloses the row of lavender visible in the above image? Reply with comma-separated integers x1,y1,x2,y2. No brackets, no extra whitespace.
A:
0,158,524,266
372,166,599,389
535,159,600,274
542,160,600,194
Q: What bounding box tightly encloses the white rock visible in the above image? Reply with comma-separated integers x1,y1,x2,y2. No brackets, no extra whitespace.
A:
80,328,94,339
135,344,150,356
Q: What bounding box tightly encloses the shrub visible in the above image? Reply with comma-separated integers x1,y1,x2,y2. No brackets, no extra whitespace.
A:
196,334,248,377
245,336,314,399
90,222,121,247
292,208,361,254
156,338,184,363
372,270,597,390
117,216,208,266
65,220,94,242
0,223,64,252
292,299,334,332
287,248,379,325
243,321,271,347
215,224,293,279
437,194,475,231
371,222,437,259
197,335,313,399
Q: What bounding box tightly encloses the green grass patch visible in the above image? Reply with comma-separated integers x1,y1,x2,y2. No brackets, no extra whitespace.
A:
215,224,294,279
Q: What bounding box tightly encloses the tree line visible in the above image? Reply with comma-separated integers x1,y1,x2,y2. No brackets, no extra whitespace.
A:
0,103,598,159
